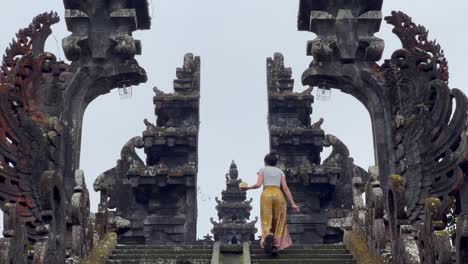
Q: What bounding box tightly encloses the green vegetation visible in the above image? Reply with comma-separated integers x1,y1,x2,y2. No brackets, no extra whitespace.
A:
80,233,117,264
344,231,388,264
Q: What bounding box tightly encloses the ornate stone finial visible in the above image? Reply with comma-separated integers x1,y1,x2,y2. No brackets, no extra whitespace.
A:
311,118,324,129
384,11,449,82
1,12,60,86
298,0,384,62
267,52,294,93
173,53,200,94
228,160,238,180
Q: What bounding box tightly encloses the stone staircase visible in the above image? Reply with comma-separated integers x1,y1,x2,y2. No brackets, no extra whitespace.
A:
106,245,213,264
250,244,356,264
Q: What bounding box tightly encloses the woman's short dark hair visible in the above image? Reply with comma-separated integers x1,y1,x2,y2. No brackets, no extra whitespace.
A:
264,151,279,166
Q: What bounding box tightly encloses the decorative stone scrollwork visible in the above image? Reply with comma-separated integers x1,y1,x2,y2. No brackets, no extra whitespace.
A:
299,0,468,261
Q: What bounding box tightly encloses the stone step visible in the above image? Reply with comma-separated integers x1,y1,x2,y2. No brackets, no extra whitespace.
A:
251,254,354,260
250,244,348,250
115,244,212,250
252,259,356,264
107,245,212,264
109,254,212,260
107,260,211,264
250,248,350,255
250,244,355,264
112,249,212,254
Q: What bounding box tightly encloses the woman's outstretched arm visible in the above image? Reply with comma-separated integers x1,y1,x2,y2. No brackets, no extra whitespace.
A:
240,172,264,191
281,176,300,213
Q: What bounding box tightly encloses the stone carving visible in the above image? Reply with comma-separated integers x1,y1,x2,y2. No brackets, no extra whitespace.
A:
266,52,366,244
94,54,200,245
383,12,467,264
298,0,384,62
211,161,258,245
68,170,94,263
60,0,151,195
456,156,468,264
0,0,150,262
298,1,468,263
197,234,214,246
417,198,453,264
0,203,28,264
1,1,467,263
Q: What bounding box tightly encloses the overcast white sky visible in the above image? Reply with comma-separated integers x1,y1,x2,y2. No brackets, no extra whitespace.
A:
0,1,467,239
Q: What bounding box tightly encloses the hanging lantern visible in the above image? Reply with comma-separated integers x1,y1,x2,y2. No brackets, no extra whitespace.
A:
118,86,133,100
316,86,331,101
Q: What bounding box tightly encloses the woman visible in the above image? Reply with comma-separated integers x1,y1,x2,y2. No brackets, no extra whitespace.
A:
241,151,300,256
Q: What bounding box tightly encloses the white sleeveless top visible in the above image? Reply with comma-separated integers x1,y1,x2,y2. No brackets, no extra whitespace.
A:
259,166,284,187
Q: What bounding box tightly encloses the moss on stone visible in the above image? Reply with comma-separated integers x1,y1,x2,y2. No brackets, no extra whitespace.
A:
426,197,440,208
344,231,388,264
4,202,13,211
80,232,117,264
389,174,405,193
435,230,450,239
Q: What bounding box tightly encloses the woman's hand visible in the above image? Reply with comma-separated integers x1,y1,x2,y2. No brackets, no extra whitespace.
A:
291,204,300,213
240,186,249,191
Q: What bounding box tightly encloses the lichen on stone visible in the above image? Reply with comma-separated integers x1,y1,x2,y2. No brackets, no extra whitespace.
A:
80,232,117,264
389,174,405,193
344,231,388,264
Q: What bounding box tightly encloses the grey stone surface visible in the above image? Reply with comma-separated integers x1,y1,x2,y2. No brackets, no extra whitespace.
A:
1,1,468,264
0,203,28,264
266,52,365,244
0,1,150,262
298,2,468,263
95,54,200,245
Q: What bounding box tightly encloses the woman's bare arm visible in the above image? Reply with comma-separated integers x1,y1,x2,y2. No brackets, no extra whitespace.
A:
241,172,264,191
281,176,300,213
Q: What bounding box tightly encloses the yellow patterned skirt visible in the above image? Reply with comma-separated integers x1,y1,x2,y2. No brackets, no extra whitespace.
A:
260,186,293,250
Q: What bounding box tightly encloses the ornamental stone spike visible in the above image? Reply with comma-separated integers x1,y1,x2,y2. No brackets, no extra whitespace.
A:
229,160,239,180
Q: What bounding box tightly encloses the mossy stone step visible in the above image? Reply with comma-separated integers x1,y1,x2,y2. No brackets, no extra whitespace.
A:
252,259,356,264
251,253,354,260
250,244,355,264
107,260,211,264
112,249,212,254
250,248,350,255
108,245,213,264
115,245,212,250
109,254,212,260
251,244,347,250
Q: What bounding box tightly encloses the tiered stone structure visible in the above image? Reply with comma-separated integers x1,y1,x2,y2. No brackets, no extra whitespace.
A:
211,161,257,244
266,52,361,244
94,54,200,245
1,2,468,263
